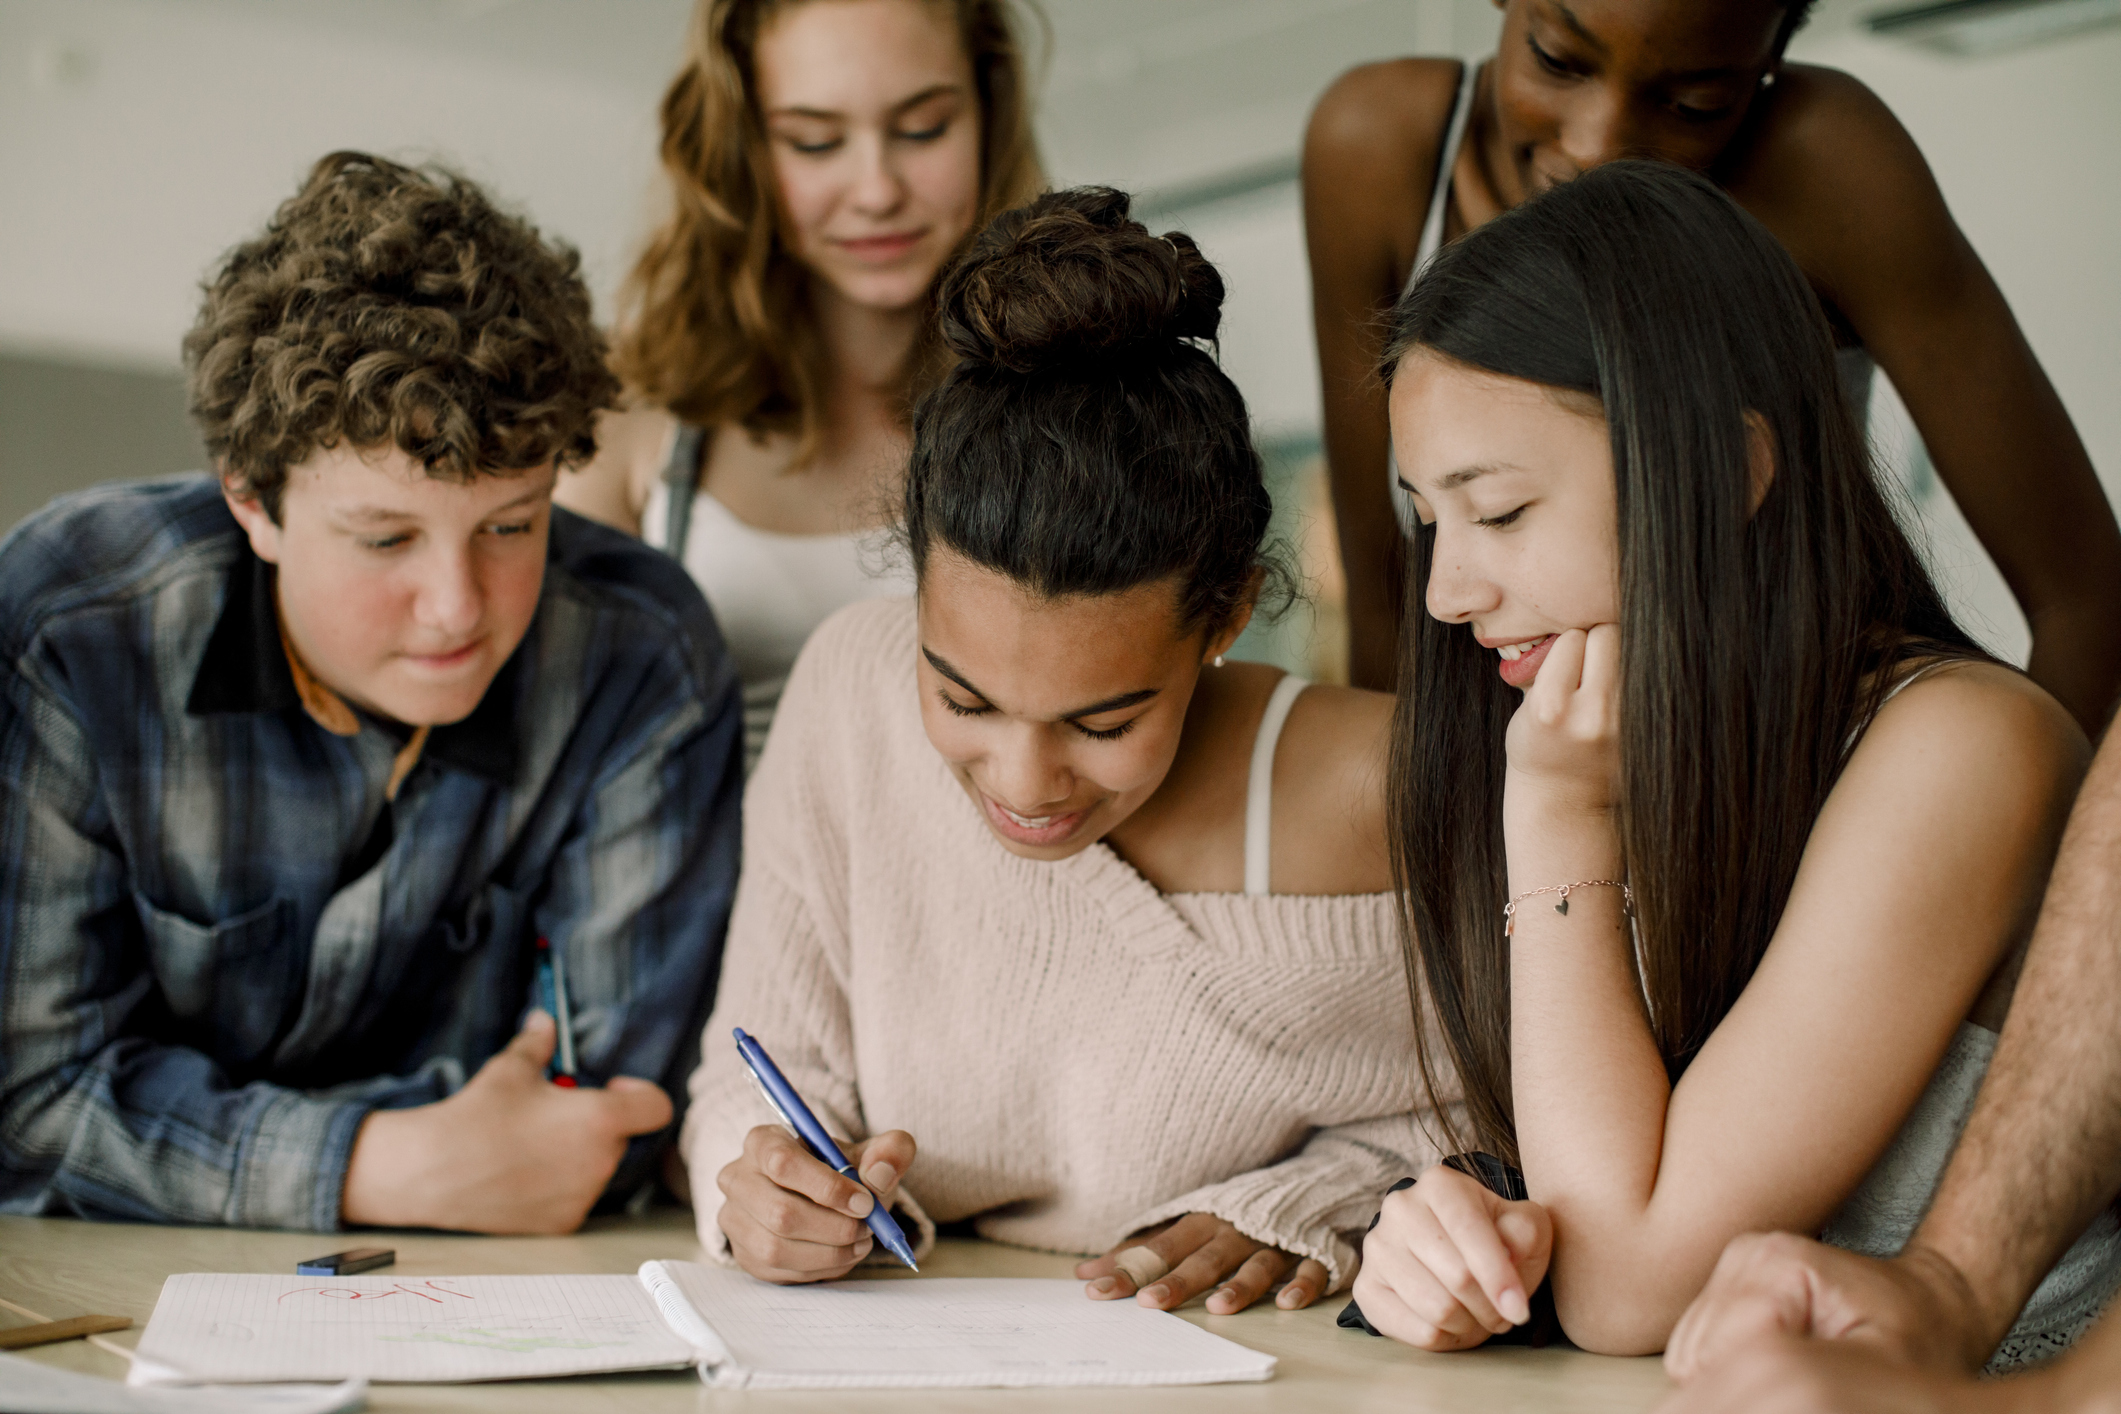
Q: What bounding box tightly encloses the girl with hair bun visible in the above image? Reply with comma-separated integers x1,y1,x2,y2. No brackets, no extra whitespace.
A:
1351,160,2121,1364
680,187,1446,1315
558,0,1043,770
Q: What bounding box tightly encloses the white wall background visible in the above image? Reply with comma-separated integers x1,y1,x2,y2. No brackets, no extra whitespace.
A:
3,0,2116,666
1789,11,2121,665
0,0,1488,369
1,0,685,370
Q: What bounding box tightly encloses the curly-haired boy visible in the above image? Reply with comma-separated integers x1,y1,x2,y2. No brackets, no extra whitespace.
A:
0,152,742,1233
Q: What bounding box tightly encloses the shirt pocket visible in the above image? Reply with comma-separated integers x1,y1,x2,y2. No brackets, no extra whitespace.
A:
437,880,531,959
135,892,294,1066
393,881,535,1073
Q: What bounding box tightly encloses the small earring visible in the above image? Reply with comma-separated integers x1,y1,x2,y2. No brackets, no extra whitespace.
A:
1760,68,1777,88
1212,654,1226,668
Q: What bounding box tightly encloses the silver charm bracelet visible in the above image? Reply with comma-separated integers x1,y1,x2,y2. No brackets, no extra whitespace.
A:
1504,879,1633,938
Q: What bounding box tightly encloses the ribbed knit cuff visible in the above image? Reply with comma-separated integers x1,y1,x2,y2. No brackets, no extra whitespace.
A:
1121,1171,1369,1292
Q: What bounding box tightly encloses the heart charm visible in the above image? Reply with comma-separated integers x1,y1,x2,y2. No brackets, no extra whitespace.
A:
1554,897,1569,916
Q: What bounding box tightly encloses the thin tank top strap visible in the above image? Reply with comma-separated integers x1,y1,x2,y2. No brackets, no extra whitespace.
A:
1244,674,1311,897
659,422,708,555
1880,657,1957,705
1409,60,1480,287
1844,657,1961,754
1390,60,1481,529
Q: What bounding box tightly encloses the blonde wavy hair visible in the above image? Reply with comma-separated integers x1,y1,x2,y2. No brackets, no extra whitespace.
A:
613,0,1045,460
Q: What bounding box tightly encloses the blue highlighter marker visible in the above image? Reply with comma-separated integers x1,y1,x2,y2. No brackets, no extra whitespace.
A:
732,1027,918,1271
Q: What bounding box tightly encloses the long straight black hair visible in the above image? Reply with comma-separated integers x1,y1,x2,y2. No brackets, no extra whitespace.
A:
1385,161,1984,1163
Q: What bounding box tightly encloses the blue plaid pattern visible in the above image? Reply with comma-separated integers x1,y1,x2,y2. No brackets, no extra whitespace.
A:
0,475,742,1229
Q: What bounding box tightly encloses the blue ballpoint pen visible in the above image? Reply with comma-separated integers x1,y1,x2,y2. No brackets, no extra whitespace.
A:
732,1027,918,1271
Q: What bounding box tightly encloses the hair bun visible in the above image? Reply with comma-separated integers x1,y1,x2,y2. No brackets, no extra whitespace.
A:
938,186,1223,374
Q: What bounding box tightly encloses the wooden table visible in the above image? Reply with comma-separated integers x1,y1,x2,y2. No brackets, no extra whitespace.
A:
0,1212,1672,1411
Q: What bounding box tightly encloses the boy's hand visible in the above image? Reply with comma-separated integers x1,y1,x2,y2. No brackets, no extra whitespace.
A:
340,1011,673,1233
717,1126,917,1283
1655,1334,2008,1414
1665,1233,1993,1381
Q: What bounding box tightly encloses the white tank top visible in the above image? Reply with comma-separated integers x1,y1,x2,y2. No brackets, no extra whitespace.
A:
1387,61,1481,530
644,423,912,772
1242,673,1310,896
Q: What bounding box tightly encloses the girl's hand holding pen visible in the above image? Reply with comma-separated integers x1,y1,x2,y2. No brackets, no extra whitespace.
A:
1077,1213,1331,1315
717,1126,918,1283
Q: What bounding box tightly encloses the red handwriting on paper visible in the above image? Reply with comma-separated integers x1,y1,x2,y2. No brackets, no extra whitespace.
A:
278,1280,473,1305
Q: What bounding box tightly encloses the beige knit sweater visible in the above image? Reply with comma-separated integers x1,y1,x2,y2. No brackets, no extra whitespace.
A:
681,598,1447,1289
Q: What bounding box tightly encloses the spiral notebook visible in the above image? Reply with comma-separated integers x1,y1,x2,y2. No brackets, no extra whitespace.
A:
130,1262,1276,1390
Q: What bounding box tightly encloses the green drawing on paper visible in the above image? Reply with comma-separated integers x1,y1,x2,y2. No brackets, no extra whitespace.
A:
378,1328,627,1354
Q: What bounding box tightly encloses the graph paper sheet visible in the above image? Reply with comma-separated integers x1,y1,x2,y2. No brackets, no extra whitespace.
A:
129,1264,1275,1390
641,1261,1277,1390
128,1273,698,1385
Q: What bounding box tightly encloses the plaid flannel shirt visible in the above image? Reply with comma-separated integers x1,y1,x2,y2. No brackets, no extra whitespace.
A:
0,475,742,1229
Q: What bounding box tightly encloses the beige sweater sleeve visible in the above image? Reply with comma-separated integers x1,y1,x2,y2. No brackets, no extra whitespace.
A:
681,597,1431,1284
1118,1112,1447,1292
678,620,936,1266
679,861,936,1266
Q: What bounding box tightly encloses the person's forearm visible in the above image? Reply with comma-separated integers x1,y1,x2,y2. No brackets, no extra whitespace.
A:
340,1108,435,1228
1884,264,2121,738
2023,594,2121,743
1506,800,1682,1351
1905,725,2121,1355
0,1042,367,1230
1330,483,1404,693
1315,370,1402,696
1344,578,1401,693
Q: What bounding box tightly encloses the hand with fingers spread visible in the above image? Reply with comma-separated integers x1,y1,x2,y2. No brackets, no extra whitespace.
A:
1350,1162,1554,1351
1076,1213,1332,1315
717,1125,917,1283
341,1010,675,1234
1503,623,1622,819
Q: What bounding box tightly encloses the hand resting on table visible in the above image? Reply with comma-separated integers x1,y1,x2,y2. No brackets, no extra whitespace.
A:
1078,1212,1332,1315
342,1010,674,1234
1351,1162,1555,1350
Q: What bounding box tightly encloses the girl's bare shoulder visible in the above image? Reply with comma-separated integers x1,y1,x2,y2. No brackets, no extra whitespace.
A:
1723,64,1959,281
1304,57,1468,271
554,405,679,533
1274,683,1396,895
1306,56,1465,158
1853,657,2089,801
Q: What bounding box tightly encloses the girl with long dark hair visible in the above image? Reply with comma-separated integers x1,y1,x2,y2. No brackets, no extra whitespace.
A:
1352,160,2121,1363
